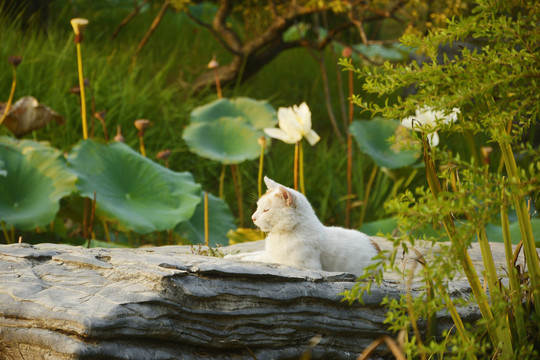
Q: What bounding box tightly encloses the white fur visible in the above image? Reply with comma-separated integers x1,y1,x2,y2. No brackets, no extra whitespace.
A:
225,177,379,275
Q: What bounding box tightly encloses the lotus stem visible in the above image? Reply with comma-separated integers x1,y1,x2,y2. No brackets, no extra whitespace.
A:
75,42,88,140
358,166,377,228
230,164,244,228
103,220,111,243
219,165,226,199
208,55,222,99
204,191,209,246
345,59,354,227
258,137,266,198
87,191,97,249
213,70,222,99
1,221,10,244
299,140,305,195
70,19,89,139
134,119,150,157
139,136,146,157
114,125,124,142
0,66,17,127
94,111,109,141
294,141,299,191
501,180,527,343
83,198,91,239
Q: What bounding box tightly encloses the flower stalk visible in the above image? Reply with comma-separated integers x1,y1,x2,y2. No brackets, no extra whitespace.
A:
208,55,222,99
0,56,21,127
204,191,209,246
257,137,266,198
71,18,89,140
134,119,150,157
345,46,354,227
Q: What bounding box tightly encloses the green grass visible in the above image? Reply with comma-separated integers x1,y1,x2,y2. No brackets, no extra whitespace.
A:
0,0,420,242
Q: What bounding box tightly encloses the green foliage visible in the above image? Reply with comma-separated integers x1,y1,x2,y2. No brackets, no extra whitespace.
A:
344,0,540,358
175,192,235,246
183,97,276,164
68,139,201,234
0,137,76,233
349,117,420,169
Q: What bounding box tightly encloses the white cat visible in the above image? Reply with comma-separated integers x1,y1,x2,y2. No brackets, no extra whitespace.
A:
225,177,380,275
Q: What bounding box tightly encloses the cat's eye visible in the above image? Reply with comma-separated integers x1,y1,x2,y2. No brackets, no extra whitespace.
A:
263,209,269,213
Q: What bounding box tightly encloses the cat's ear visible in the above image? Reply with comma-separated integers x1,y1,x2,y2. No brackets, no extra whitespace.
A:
276,186,295,207
264,176,279,190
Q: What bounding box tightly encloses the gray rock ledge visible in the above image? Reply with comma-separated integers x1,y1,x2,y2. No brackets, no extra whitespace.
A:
0,240,527,360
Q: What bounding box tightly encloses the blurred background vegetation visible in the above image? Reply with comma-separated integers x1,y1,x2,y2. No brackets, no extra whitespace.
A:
0,0,486,246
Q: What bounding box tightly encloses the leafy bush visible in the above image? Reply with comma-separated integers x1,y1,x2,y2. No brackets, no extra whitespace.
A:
343,0,539,357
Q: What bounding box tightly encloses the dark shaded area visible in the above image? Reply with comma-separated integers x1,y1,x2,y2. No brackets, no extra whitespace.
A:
0,0,50,28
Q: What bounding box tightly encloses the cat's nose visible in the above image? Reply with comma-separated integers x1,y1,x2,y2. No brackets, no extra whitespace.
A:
252,215,257,222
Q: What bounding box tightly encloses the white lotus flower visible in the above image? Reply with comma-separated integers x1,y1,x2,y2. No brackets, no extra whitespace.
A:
264,102,320,145
401,106,460,146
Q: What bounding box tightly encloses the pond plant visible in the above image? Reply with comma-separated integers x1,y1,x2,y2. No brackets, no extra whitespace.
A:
343,0,539,358
182,96,276,227
264,102,320,194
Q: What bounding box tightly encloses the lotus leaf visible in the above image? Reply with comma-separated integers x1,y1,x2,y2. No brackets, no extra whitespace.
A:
68,139,201,234
350,118,420,169
175,192,235,246
183,116,265,164
189,97,277,130
0,136,76,230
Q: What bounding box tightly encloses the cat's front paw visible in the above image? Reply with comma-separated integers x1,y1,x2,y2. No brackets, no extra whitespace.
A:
224,253,246,260
224,251,269,263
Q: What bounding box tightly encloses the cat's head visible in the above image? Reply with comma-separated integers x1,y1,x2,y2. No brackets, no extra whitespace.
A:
251,176,314,232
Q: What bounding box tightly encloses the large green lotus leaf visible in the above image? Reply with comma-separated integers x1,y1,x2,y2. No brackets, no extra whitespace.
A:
183,116,264,164
190,97,277,130
0,136,76,230
175,192,236,246
350,118,420,169
67,139,201,234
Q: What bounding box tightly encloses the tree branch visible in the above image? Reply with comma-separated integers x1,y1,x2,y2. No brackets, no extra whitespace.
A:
212,0,242,52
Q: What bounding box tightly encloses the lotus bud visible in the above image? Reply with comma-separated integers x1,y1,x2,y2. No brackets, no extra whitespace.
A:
156,149,171,167
70,86,81,95
134,119,150,137
341,46,353,58
481,146,493,165
114,125,124,142
8,55,22,68
71,18,89,43
156,149,171,160
207,55,219,69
